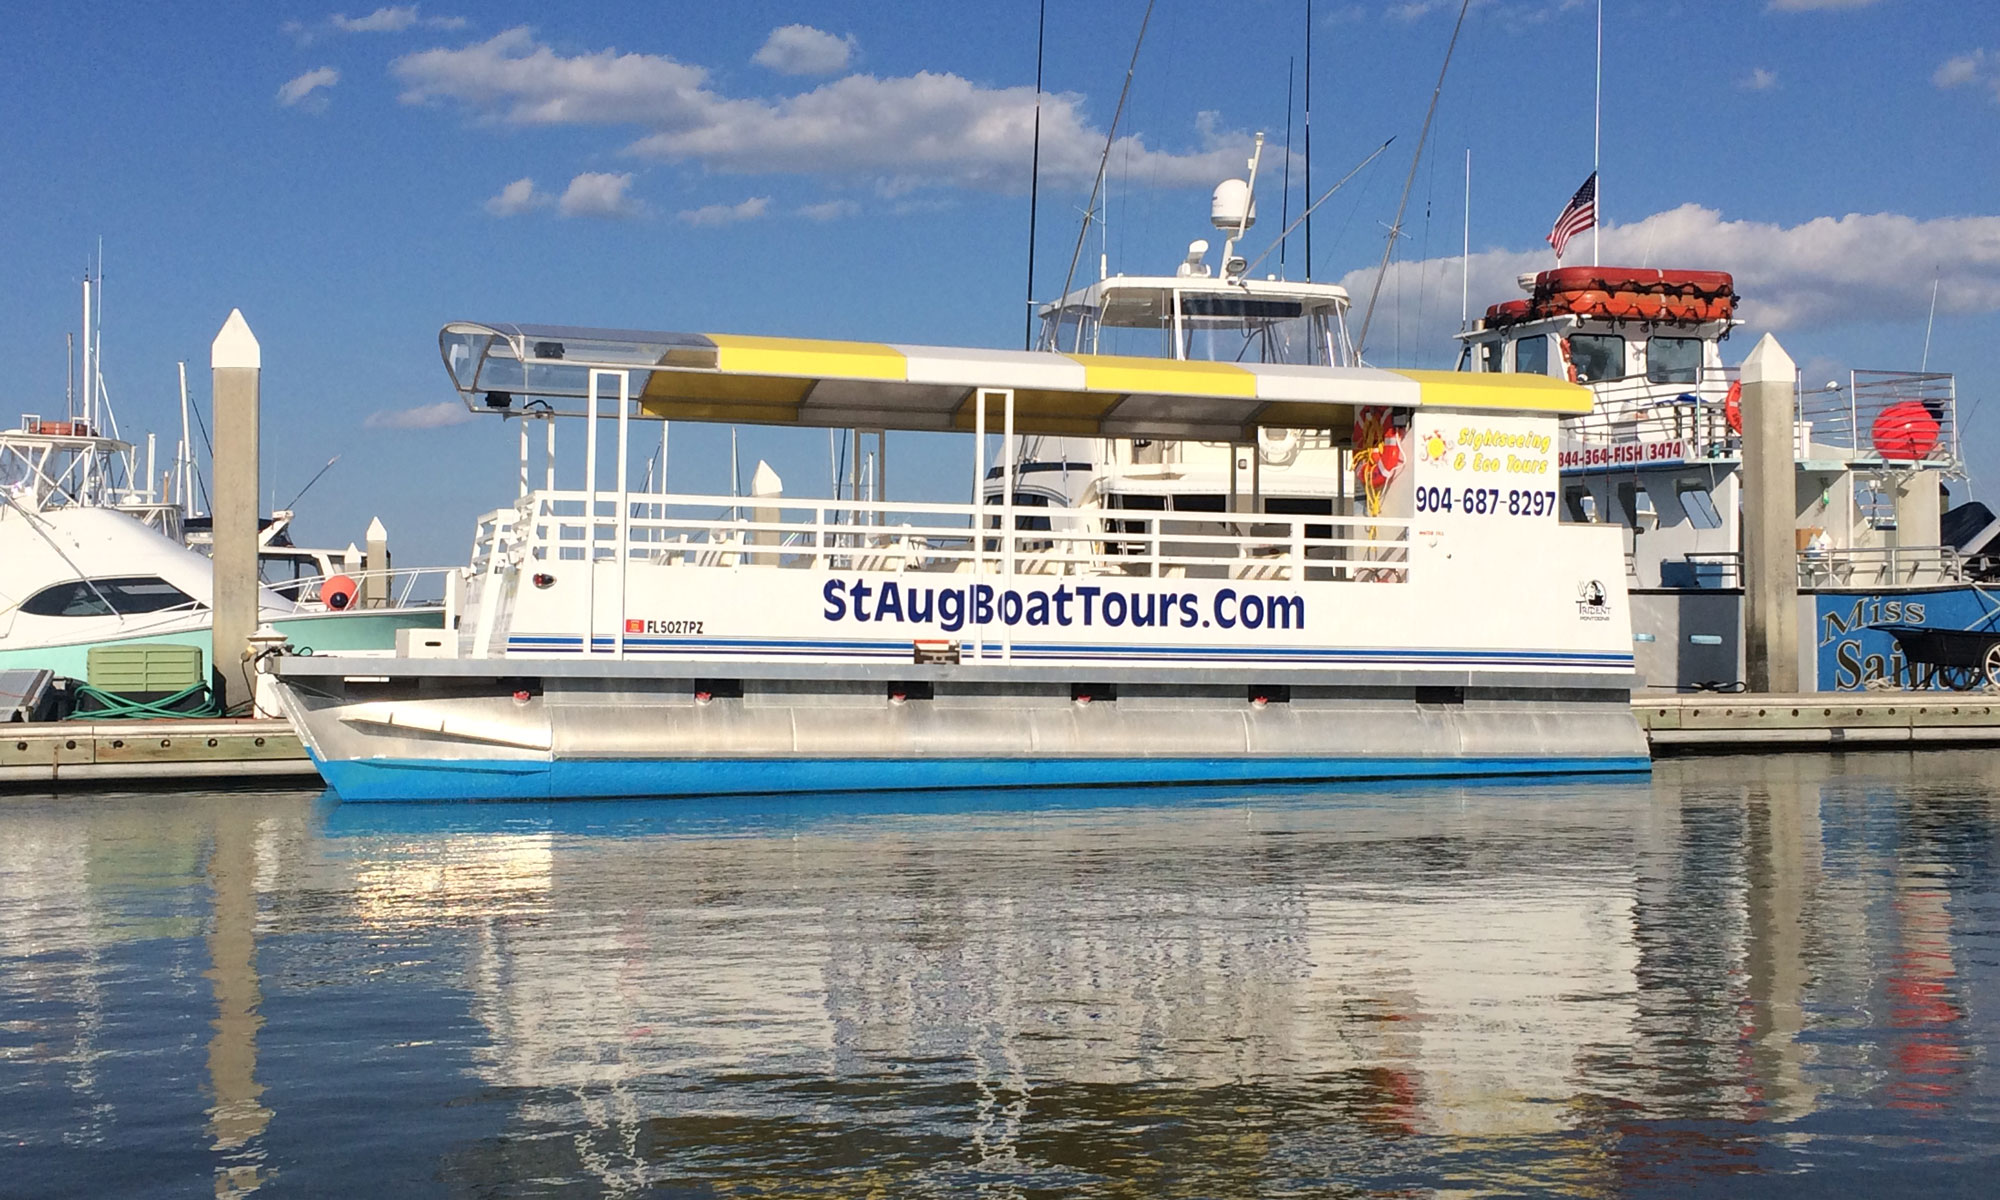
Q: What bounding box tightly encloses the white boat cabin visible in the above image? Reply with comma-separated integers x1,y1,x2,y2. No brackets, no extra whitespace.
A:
1454,268,1964,591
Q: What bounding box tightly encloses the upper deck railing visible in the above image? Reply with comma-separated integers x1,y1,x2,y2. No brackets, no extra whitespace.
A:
471,491,1411,585
1559,367,1958,469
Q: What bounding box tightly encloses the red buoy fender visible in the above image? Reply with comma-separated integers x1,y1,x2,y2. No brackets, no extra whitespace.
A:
323,574,360,611
1872,400,1941,461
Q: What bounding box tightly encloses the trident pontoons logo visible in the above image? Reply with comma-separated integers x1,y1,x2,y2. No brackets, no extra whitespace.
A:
1576,580,1611,621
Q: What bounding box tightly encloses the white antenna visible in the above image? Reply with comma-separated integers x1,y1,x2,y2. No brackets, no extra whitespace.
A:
1461,148,1471,331
1922,268,1941,371
177,361,194,514
1593,0,1602,267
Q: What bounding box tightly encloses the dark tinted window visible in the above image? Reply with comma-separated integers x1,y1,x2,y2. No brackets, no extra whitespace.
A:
21,576,198,617
1569,334,1625,383
1648,336,1702,384
1515,335,1549,376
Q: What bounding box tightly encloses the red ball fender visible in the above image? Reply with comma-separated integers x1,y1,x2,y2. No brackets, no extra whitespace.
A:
322,574,360,611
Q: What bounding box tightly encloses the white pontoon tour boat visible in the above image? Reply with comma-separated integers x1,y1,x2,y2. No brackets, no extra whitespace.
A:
267,307,1649,801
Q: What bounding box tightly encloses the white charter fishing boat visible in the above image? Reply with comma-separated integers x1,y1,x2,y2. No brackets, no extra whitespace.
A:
266,230,1647,802
1456,266,1984,691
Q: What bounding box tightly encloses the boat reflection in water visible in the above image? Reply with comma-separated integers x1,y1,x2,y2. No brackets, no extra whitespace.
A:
1,753,1993,1194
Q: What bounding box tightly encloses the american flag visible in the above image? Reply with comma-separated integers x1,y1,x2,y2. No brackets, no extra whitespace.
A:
1547,172,1597,259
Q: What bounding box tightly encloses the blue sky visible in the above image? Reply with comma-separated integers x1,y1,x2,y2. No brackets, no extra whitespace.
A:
2,0,1996,566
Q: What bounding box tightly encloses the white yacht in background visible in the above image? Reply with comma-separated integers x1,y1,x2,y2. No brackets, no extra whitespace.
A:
0,417,441,686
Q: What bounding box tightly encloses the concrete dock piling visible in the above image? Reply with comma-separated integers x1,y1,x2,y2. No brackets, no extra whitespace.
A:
1741,334,1800,694
363,517,389,608
209,311,261,713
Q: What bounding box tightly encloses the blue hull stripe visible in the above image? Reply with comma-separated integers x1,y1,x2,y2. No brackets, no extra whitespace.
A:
504,635,1632,671
311,752,1653,803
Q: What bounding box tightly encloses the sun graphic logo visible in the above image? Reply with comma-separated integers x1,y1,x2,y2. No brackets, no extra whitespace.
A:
1420,429,1453,466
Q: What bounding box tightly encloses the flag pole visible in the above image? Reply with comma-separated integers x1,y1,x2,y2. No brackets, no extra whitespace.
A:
1593,0,1602,267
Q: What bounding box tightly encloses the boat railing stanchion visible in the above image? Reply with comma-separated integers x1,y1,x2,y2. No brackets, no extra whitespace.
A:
614,368,631,661
1001,387,1017,663
972,388,987,662
582,370,600,656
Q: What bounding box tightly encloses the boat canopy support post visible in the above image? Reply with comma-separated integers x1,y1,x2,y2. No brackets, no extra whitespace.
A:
584,368,631,659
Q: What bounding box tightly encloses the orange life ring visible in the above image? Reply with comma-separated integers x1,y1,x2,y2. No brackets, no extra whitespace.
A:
1724,380,1743,434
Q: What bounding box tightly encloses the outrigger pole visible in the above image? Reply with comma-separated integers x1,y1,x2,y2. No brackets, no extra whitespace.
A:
1023,0,1046,351
1053,0,1155,331
1355,0,1472,362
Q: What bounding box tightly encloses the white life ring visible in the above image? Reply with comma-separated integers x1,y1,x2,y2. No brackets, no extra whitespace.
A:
1256,426,1300,467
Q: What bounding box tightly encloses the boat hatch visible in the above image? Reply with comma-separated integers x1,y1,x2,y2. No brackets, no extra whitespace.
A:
439,322,1593,441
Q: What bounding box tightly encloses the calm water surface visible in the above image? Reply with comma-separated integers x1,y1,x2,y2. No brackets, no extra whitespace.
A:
2,752,1996,1197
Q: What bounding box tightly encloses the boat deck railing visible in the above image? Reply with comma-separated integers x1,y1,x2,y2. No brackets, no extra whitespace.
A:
279,565,455,610
1560,367,1958,470
1672,543,1966,589
476,490,1413,584
1560,368,1741,459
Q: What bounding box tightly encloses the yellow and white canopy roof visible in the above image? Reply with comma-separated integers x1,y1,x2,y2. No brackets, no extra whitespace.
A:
441,322,1591,441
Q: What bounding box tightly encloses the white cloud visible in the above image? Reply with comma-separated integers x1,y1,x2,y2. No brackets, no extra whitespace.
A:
333,6,419,32
558,171,643,219
1743,67,1778,91
1935,51,1983,87
277,66,340,109
1767,0,1880,10
678,196,770,226
1340,205,2000,363
391,28,1247,193
365,402,472,430
286,6,466,43
798,198,860,221
1934,49,2000,101
753,25,857,76
484,177,548,216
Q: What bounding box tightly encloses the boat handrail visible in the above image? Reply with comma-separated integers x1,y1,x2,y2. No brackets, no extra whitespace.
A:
500,488,1413,583
1676,543,1967,589
282,564,455,610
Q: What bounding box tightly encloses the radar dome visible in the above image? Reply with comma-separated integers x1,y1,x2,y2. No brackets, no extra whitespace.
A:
1210,179,1256,232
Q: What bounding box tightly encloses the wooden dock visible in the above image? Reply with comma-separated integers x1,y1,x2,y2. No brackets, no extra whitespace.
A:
1638,692,2000,751
1,718,315,785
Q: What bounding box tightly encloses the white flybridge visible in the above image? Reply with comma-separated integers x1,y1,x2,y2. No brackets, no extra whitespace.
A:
267,305,1648,801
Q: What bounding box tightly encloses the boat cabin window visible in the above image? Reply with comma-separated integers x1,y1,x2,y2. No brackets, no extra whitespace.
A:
1647,336,1702,384
1676,480,1723,529
1046,305,1098,354
1568,334,1625,383
982,492,1052,532
1177,296,1327,366
20,576,199,618
1514,335,1550,377
1615,482,1654,527
1564,486,1599,523
1482,342,1501,373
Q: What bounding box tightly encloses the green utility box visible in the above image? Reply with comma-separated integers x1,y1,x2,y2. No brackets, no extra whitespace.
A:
85,644,206,693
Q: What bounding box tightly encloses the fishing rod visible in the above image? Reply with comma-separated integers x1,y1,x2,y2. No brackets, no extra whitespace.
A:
1052,0,1157,340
